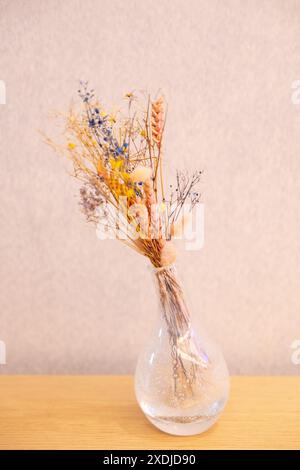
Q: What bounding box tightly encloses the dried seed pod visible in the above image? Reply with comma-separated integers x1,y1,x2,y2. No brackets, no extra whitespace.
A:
130,165,153,183
160,241,177,267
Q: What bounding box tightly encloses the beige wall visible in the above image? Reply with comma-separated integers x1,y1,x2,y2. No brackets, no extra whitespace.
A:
1,0,300,375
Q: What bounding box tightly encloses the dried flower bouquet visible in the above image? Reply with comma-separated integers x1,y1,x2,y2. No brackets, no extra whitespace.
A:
45,83,203,400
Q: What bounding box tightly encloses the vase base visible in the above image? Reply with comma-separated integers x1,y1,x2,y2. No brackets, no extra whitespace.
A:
145,413,219,436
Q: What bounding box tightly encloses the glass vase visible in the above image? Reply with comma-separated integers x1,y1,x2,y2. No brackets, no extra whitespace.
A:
134,264,230,436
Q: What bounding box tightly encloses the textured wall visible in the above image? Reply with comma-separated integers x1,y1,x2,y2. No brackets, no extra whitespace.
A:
1,0,300,375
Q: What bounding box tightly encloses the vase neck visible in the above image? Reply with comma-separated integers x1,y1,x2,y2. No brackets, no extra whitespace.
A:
151,264,191,335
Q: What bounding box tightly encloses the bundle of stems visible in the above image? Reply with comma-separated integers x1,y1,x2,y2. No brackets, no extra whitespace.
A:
155,265,204,400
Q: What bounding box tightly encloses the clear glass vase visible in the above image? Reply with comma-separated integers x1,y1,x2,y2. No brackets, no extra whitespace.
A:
134,264,230,436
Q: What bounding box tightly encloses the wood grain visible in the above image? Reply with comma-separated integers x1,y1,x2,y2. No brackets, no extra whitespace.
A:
0,376,299,449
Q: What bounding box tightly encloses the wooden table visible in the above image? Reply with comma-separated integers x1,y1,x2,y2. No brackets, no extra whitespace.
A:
0,376,299,450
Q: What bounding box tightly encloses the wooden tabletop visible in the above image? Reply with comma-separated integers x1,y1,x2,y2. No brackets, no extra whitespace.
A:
0,376,299,450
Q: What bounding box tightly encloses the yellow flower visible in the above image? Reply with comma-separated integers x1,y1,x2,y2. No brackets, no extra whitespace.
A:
121,171,130,182
110,158,123,170
126,188,135,198
68,142,76,150
140,129,147,138
109,115,117,124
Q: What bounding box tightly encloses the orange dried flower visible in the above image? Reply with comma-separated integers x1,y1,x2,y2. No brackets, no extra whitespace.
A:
151,97,164,147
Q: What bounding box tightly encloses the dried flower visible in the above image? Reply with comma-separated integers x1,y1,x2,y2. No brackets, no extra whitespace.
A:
130,165,152,183
151,97,164,147
44,85,202,267
79,182,104,221
160,241,177,266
